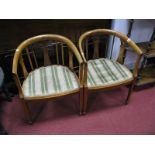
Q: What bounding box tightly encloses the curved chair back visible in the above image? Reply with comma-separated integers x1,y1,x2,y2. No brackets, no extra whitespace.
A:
12,34,83,98
79,29,143,80
79,29,143,114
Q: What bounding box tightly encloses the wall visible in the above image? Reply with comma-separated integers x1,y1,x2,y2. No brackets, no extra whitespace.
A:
130,19,155,42
0,19,111,51
109,19,155,68
108,19,130,59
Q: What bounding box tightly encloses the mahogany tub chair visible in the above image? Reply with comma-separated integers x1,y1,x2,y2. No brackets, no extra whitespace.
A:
78,29,143,114
12,34,84,124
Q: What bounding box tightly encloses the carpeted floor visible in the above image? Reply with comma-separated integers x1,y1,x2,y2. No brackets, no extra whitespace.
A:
0,86,155,134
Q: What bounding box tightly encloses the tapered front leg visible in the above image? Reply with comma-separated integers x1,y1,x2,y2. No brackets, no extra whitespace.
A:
83,87,88,115
21,100,33,124
79,87,84,115
125,82,135,105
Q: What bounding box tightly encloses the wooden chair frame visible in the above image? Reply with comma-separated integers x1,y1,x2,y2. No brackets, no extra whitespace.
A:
12,34,84,123
78,29,143,114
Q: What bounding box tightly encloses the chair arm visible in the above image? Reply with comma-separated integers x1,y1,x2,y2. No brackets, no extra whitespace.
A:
78,36,88,64
127,39,143,79
12,73,24,99
132,54,143,79
83,62,88,87
79,62,87,88
127,39,143,56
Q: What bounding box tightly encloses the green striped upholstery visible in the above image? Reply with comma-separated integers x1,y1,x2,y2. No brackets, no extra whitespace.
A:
22,65,79,98
87,58,133,88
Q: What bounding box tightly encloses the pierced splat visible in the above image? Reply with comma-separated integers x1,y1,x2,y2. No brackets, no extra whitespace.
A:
93,38,100,59
43,46,51,66
31,48,38,68
110,36,115,59
69,49,73,70
61,43,65,65
19,55,28,78
26,48,34,70
55,43,59,64
117,41,126,64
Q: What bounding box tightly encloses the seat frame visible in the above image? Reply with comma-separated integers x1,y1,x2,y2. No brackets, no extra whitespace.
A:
12,34,84,124
78,29,143,114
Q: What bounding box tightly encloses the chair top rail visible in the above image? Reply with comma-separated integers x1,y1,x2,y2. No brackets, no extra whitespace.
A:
79,29,143,62
12,34,83,74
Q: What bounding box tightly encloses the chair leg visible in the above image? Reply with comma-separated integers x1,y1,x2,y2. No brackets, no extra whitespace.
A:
79,88,83,115
83,87,88,115
21,100,33,124
125,82,135,105
33,103,46,122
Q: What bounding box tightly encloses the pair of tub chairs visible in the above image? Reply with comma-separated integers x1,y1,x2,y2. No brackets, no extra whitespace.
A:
12,29,143,124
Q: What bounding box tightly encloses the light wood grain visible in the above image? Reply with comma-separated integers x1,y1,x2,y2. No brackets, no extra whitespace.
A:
43,46,52,66
78,29,143,114
12,34,84,123
26,48,34,70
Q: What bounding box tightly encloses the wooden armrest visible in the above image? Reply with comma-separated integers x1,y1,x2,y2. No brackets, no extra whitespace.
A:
12,73,23,98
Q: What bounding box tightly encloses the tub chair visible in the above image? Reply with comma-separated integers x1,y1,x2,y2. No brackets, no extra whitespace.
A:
12,34,84,123
78,29,143,114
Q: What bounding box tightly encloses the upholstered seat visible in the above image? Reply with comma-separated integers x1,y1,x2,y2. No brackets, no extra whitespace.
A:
87,58,133,88
22,65,80,99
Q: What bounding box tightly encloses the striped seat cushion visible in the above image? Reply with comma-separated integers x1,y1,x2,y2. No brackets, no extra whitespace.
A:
87,58,133,88
22,65,80,98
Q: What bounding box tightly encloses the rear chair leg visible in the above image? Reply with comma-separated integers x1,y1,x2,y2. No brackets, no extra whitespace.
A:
21,100,33,124
79,88,83,115
125,82,135,105
83,87,88,115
